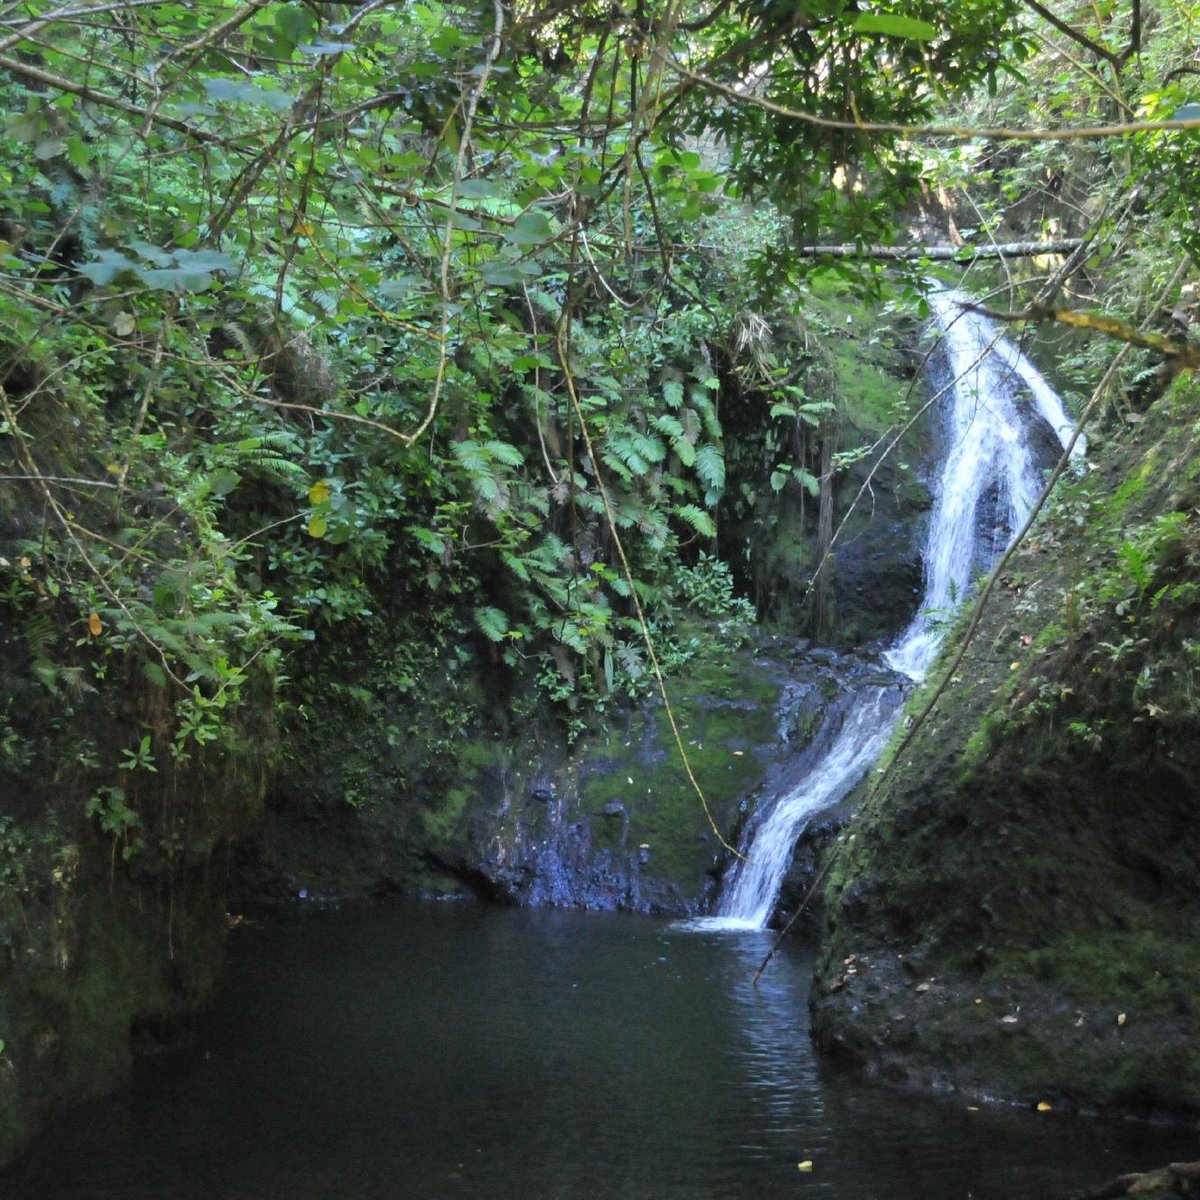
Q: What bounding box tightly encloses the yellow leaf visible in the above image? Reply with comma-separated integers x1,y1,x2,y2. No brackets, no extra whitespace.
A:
1037,1101,1053,1113
307,514,328,539
797,1161,814,1172
87,611,103,637
309,479,332,505
1117,1012,1127,1026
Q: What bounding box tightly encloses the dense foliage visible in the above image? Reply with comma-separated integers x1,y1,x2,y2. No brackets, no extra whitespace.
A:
0,0,1195,880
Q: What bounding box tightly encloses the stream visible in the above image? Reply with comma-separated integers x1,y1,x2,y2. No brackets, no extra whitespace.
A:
6,901,1195,1200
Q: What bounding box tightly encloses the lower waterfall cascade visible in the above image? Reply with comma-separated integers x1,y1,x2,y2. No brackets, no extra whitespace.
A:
709,287,1083,930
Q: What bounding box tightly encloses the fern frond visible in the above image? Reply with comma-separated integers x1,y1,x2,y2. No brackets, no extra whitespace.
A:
24,612,55,659
474,605,509,643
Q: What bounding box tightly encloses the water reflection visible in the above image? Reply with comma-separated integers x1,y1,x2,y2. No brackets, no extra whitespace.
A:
4,902,1194,1200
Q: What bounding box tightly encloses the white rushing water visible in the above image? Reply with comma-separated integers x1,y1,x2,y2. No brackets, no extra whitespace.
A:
886,288,1083,680
706,286,1082,930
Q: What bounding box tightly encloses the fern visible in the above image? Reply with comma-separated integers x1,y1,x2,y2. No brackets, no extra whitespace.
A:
630,430,666,464
485,439,524,468
673,503,716,538
474,605,510,643
451,439,490,474
24,612,55,659
694,443,725,503
245,452,309,489
679,407,702,445
691,388,722,440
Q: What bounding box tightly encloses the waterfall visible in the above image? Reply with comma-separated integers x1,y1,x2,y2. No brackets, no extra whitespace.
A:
886,288,1083,680
706,286,1081,931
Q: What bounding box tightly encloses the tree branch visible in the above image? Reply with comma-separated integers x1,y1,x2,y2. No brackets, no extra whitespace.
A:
1020,0,1122,66
0,52,216,141
799,239,1083,261
959,300,1200,368
670,63,1200,142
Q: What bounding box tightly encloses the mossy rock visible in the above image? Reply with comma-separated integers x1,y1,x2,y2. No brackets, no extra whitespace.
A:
812,373,1200,1119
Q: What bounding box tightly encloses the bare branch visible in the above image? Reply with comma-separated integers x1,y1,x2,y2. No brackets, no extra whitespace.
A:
799,239,1084,261
671,62,1200,142
1021,0,1122,66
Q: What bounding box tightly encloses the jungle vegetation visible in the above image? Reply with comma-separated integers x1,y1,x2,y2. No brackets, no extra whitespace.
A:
0,0,1197,894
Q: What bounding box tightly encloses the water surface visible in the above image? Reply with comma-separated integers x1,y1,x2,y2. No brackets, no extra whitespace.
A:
7,902,1195,1199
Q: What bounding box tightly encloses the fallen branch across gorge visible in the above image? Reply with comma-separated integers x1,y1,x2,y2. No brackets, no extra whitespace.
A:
798,239,1083,261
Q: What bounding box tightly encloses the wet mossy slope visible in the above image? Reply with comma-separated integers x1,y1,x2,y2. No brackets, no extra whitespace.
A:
812,372,1200,1117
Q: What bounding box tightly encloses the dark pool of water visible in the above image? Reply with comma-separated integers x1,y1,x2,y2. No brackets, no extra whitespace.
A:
6,901,1196,1199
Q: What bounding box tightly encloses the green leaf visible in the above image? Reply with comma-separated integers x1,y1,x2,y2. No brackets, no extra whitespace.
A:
139,267,214,293
203,77,294,111
480,262,524,286
507,211,553,246
411,527,446,556
208,468,241,497
276,3,316,49
458,179,499,198
300,40,355,55
852,13,937,40
173,249,236,273
794,466,821,497
78,250,139,286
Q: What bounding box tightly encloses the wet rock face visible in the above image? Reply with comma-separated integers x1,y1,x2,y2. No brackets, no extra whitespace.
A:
722,446,931,650
430,642,907,918
234,640,900,920
425,649,800,915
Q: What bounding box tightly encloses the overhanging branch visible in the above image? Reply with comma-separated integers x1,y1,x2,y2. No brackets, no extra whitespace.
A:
798,239,1083,261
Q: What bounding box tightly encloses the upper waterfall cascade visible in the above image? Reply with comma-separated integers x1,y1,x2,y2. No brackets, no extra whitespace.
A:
709,288,1082,930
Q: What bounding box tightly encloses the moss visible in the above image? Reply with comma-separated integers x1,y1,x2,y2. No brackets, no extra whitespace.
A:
569,653,784,900
991,930,1200,1024
418,785,472,851
814,371,1200,1117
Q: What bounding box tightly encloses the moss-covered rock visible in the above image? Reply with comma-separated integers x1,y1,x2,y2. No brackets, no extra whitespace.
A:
234,627,891,918
719,287,934,648
1,427,273,1167
812,372,1200,1119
